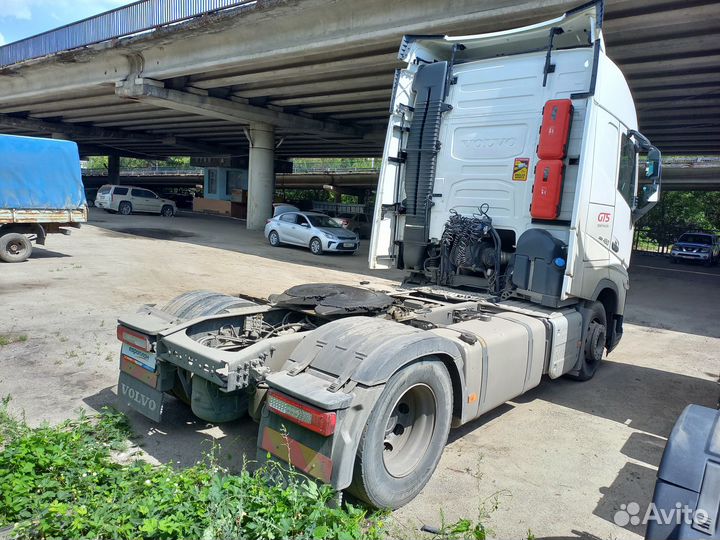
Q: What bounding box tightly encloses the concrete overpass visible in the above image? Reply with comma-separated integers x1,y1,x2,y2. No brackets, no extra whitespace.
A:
83,161,717,192
81,166,381,192
0,0,718,227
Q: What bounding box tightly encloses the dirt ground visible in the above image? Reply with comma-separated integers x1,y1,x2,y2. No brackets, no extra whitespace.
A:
1,208,718,539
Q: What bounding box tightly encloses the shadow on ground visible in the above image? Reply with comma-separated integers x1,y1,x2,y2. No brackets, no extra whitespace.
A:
87,208,404,282
84,386,258,471
29,247,72,260
514,361,717,439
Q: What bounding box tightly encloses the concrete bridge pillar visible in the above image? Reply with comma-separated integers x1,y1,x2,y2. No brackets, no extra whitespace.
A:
108,154,120,185
246,122,275,230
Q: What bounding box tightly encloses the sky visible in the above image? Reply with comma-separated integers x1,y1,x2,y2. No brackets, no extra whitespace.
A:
0,0,133,46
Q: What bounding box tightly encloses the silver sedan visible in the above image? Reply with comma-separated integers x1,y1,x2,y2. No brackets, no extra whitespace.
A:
264,211,359,255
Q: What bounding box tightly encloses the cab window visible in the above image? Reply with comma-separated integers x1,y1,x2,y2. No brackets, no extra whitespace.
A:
617,133,636,206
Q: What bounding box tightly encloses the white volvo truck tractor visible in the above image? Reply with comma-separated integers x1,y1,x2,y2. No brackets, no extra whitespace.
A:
116,0,662,509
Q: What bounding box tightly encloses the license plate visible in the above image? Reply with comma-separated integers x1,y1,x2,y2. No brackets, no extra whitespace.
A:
118,371,164,422
342,243,355,248
121,343,156,371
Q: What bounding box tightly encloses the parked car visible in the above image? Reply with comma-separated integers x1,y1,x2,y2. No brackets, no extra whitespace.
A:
95,185,176,216
335,212,372,239
84,188,98,207
670,232,719,266
161,191,195,210
272,203,300,217
264,211,359,255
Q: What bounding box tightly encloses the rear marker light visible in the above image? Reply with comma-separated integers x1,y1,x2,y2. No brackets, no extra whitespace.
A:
267,391,336,436
116,325,152,352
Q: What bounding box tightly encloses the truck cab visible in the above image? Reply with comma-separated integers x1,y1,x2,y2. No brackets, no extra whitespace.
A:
116,0,663,512
369,0,661,345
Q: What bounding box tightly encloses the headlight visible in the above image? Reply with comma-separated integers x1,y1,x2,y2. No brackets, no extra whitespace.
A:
700,248,710,253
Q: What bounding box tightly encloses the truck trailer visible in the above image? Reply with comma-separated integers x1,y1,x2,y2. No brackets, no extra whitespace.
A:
0,134,87,262
116,1,662,509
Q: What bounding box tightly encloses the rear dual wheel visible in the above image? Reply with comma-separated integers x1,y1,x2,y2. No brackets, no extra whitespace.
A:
350,360,452,509
159,290,258,404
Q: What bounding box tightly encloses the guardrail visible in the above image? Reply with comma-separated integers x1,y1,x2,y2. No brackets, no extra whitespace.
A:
290,166,380,174
0,0,257,67
82,166,379,176
82,167,204,176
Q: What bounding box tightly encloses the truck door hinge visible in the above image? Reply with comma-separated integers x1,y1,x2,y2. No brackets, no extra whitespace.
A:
388,151,407,164
381,202,405,218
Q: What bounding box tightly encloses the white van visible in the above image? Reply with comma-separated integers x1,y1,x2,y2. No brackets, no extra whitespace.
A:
95,185,176,216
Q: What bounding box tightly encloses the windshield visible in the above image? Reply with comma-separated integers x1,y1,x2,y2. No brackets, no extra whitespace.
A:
678,234,712,245
98,186,111,195
307,215,342,228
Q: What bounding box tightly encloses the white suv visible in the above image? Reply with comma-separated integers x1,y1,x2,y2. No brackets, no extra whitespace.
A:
95,185,176,216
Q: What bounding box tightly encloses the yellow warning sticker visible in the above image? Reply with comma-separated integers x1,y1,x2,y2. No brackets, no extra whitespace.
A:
512,158,530,181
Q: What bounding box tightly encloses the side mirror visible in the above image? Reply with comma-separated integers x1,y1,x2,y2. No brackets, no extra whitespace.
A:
644,147,662,182
630,133,662,223
300,222,310,228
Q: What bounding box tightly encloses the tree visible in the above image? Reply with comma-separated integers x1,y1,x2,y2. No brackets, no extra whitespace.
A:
639,191,720,247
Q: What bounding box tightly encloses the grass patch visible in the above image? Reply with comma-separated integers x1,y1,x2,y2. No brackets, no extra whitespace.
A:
0,399,385,540
0,401,500,540
0,335,27,347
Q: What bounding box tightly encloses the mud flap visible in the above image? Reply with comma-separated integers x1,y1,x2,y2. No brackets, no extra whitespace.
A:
117,371,165,422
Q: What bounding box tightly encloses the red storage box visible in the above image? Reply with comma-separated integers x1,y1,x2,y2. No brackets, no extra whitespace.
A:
531,160,564,220
537,99,573,160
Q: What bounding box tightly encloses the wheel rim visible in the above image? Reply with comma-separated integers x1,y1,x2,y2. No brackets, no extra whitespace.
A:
311,240,320,253
163,207,172,216
585,319,606,363
382,383,437,478
270,232,278,245
6,240,23,256
121,204,130,214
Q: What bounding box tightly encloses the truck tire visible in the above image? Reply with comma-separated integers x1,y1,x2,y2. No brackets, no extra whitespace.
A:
569,301,607,381
159,290,258,404
161,290,257,320
119,201,132,215
349,359,452,509
0,233,33,263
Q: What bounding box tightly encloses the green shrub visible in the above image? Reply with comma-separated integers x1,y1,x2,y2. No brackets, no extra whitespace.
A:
0,401,384,540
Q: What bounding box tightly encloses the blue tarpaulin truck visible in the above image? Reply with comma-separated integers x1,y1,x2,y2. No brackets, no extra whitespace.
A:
0,134,87,262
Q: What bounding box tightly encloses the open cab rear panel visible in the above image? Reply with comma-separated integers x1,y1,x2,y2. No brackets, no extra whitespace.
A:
369,1,605,307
